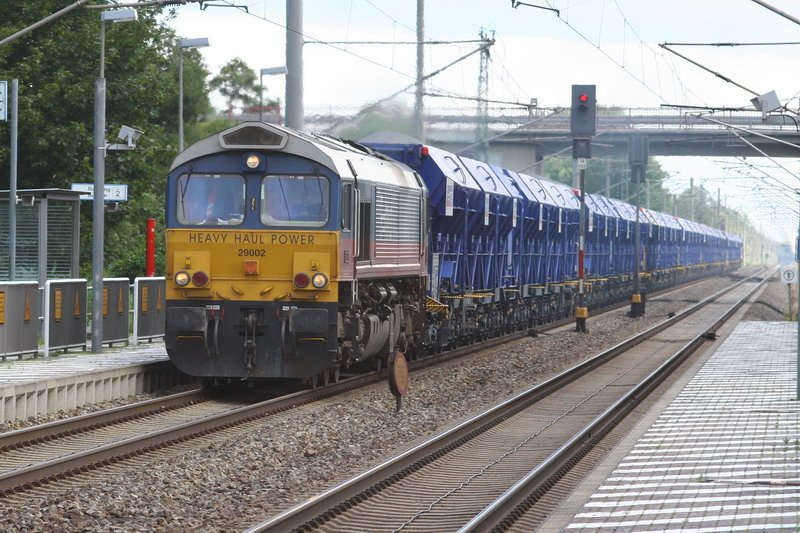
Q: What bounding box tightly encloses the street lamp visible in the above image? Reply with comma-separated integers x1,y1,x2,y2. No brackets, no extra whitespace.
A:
92,8,137,353
259,66,287,122
178,37,209,152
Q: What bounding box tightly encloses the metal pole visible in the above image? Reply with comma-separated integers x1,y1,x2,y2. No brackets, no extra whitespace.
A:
146,218,156,277
575,159,588,333
633,178,642,315
0,0,92,48
572,159,579,188
259,72,264,122
92,22,107,353
9,79,18,281
796,190,799,400
751,0,800,26
414,0,424,141
690,177,695,221
178,46,184,152
285,0,304,129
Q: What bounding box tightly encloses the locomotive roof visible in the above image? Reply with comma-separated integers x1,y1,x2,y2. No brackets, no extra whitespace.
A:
171,122,422,190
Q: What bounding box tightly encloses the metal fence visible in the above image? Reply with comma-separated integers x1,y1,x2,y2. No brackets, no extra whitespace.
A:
0,276,166,359
0,281,39,361
132,277,166,344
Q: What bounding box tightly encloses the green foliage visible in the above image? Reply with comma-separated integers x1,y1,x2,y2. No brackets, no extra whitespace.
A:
0,1,211,280
185,116,237,147
209,57,259,114
335,101,416,140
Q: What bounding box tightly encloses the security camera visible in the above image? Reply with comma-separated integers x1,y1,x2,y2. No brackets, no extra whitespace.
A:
118,125,143,147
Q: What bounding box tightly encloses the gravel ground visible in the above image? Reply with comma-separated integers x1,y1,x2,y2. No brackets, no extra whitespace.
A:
0,272,757,532
0,385,196,433
744,271,793,321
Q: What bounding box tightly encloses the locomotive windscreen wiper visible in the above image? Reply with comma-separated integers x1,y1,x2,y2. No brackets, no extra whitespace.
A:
178,167,195,221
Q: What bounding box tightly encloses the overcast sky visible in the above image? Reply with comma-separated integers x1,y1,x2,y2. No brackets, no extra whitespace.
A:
167,0,800,243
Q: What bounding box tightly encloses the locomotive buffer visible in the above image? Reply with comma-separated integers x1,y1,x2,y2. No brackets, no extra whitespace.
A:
571,85,596,333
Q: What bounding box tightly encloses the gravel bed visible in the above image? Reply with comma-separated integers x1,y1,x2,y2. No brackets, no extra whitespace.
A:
744,271,793,321
0,272,754,532
0,385,195,433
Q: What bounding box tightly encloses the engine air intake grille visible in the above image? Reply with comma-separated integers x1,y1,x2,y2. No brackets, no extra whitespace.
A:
219,125,287,149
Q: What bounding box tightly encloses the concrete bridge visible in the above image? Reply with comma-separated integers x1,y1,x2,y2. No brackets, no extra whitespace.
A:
307,107,800,173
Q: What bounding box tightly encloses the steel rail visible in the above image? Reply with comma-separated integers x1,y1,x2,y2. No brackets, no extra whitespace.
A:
458,273,769,532
0,389,206,452
0,269,717,455
0,269,746,497
244,269,768,532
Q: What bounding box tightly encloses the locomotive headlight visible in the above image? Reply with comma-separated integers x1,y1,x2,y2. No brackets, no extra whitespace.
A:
311,273,328,289
246,154,261,169
174,271,190,287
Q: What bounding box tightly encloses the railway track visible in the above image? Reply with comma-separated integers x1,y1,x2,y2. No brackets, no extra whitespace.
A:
245,269,769,532
0,270,753,499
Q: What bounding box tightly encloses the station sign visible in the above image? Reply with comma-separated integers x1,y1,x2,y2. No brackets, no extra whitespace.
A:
780,264,798,284
0,80,7,122
71,183,128,202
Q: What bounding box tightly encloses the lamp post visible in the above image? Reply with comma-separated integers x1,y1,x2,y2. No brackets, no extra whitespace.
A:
92,8,137,353
259,66,287,122
178,37,209,152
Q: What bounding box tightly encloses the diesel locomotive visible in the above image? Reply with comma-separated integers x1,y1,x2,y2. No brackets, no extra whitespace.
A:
164,122,742,386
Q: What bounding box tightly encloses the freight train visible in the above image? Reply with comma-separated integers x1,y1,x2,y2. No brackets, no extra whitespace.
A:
164,122,742,386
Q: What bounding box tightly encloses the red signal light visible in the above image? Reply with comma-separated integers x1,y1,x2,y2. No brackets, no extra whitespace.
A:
579,94,589,102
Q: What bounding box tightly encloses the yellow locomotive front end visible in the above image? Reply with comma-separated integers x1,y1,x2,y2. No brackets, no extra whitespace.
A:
166,227,339,379
164,123,349,382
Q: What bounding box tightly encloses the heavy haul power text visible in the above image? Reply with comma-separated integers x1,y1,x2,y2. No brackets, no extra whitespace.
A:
186,233,317,245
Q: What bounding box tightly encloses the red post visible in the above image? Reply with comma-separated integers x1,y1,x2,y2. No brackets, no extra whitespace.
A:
146,218,156,276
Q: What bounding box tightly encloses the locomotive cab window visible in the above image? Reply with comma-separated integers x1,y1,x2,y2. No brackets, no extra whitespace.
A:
260,175,330,227
176,173,246,226
341,183,353,230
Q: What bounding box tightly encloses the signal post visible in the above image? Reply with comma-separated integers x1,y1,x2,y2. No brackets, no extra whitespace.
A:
629,135,648,317
571,85,596,333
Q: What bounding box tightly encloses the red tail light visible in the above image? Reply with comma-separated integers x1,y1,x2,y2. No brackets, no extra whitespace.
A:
192,270,209,287
293,272,310,288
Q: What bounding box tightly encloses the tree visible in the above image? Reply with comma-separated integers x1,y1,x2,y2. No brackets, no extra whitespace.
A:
335,100,416,141
0,2,211,280
209,58,259,116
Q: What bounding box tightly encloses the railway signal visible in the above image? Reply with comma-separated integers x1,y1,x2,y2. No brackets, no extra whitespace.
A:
629,135,649,318
571,84,596,333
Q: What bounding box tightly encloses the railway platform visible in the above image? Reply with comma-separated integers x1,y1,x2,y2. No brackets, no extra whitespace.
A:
0,341,185,423
543,320,800,532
